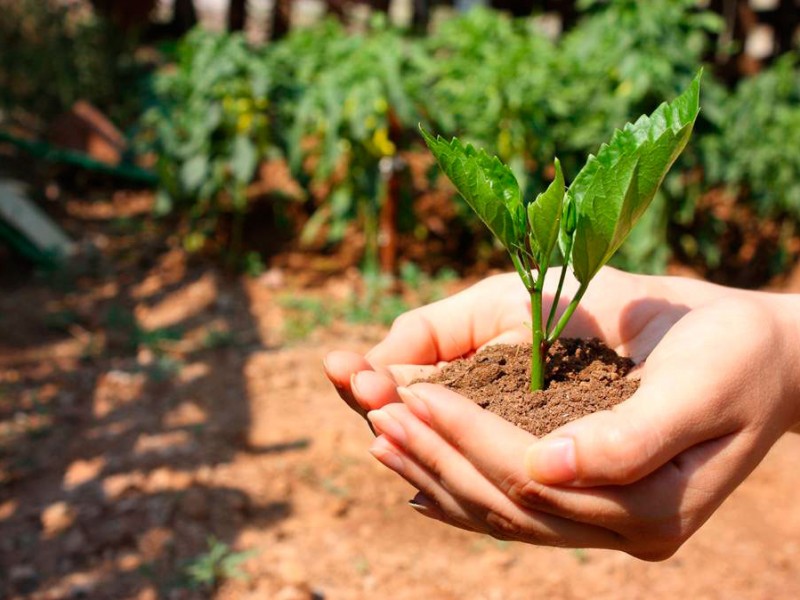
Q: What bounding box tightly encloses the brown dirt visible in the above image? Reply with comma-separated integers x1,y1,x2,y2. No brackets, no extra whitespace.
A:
669,187,800,289
423,339,639,437
2,174,800,598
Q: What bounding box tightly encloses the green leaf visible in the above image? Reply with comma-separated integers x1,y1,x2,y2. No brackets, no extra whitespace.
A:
565,72,701,284
154,189,173,216
180,155,209,193
527,158,564,266
571,156,639,284
231,135,258,184
420,126,522,252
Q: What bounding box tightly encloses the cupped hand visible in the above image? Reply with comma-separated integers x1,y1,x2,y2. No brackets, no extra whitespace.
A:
324,268,800,560
324,267,691,417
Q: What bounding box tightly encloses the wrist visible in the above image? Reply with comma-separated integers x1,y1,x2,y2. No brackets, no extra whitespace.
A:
764,293,800,433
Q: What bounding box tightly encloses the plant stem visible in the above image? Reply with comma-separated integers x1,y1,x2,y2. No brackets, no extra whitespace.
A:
546,283,588,344
546,236,574,334
530,287,546,392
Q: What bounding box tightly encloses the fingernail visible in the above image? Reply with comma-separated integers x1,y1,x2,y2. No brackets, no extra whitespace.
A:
408,492,434,512
350,372,361,396
367,410,407,444
323,356,345,391
397,386,431,423
525,437,577,484
369,438,404,471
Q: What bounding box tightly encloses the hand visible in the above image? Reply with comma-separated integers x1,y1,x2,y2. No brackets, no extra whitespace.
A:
325,268,696,416
324,269,800,560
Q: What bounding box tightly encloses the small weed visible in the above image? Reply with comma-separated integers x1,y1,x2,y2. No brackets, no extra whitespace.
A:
572,548,590,564
242,251,265,278
105,305,183,354
203,327,235,350
320,477,350,499
111,217,145,234
136,327,184,354
182,536,257,592
279,296,332,342
353,555,370,576
144,356,184,382
279,264,460,341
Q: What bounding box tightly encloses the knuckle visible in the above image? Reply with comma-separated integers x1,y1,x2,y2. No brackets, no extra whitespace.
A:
505,476,553,509
485,510,526,540
421,452,448,481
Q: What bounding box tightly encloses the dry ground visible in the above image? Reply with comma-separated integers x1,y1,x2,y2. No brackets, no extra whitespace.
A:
2,190,800,599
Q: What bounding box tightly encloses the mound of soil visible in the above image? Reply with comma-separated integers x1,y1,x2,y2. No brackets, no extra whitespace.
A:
423,338,639,437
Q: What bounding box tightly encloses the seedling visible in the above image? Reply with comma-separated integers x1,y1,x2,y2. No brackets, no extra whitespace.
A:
422,73,701,391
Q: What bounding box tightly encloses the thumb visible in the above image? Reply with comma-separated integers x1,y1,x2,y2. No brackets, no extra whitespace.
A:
524,368,744,487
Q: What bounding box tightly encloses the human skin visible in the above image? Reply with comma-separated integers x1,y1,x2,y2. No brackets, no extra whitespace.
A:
323,267,800,560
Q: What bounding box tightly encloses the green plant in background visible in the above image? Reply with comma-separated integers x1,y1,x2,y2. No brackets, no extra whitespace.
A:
550,0,723,272
132,1,800,282
279,262,457,340
274,16,420,275
422,75,700,390
0,0,143,127
183,536,256,592
140,28,272,258
702,55,800,219
418,7,561,197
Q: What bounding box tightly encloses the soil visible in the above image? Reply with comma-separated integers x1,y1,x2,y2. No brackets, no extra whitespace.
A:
423,339,639,437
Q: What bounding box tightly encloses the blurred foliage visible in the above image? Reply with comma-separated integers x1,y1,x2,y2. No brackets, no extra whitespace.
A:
279,262,458,342
0,0,143,127
55,0,792,277
271,16,422,271
701,55,800,218
139,29,272,256
181,537,256,592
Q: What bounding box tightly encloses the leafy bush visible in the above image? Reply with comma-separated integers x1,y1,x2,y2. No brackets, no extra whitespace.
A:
140,29,272,253
138,1,800,279
0,0,142,126
419,7,557,181
271,17,423,271
702,55,800,219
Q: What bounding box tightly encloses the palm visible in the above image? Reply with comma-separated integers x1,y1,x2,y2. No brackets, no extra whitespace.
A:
325,268,695,415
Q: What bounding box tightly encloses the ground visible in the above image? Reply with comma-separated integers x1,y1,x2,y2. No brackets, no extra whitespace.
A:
2,186,800,600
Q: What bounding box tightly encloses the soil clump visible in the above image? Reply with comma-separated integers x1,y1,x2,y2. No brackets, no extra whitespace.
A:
423,338,639,437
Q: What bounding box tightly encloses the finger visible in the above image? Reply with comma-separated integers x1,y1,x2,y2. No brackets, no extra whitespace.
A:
573,431,765,561
385,364,443,386
323,351,373,416
525,306,756,487
408,492,481,533
396,383,708,542
524,378,741,488
397,384,587,518
371,404,624,549
352,370,401,411
366,274,529,366
397,381,761,560
368,434,479,531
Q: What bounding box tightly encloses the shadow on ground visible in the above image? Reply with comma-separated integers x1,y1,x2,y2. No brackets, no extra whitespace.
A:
0,185,300,598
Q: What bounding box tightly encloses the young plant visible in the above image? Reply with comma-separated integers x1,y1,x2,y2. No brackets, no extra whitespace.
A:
422,73,701,391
